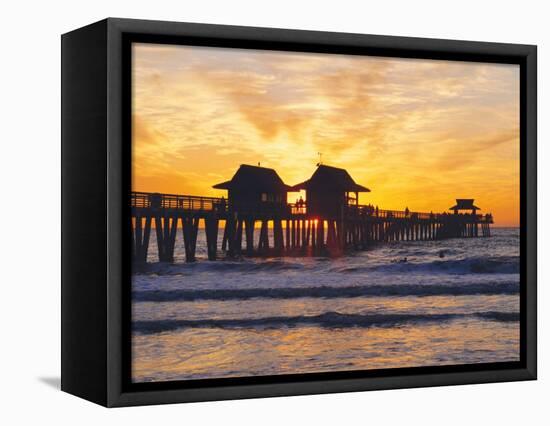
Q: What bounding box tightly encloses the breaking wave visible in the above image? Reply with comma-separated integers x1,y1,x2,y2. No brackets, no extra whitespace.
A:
135,259,307,275
135,255,519,276
133,311,519,334
332,256,519,275
133,282,519,302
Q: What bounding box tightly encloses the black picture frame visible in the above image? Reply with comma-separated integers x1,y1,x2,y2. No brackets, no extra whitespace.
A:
61,17,537,407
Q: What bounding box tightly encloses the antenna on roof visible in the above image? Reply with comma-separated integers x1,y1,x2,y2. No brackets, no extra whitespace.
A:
316,152,323,167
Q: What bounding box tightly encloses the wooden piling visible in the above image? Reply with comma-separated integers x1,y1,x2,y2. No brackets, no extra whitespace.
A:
133,215,152,263
205,215,219,260
245,219,255,255
259,219,269,253
182,216,199,262
273,219,284,253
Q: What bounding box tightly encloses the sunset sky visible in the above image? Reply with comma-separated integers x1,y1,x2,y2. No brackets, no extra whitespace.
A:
132,43,520,226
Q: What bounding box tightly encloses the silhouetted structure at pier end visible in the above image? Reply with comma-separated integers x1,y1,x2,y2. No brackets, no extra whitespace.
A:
131,163,494,263
450,199,480,215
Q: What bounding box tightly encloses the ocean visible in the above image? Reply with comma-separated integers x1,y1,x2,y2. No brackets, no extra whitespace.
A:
131,227,520,383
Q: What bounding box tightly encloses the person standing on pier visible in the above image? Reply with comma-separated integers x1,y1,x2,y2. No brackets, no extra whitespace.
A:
298,196,305,213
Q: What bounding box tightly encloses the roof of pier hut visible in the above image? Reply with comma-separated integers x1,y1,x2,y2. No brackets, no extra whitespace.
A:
213,164,291,192
449,199,480,210
289,165,370,192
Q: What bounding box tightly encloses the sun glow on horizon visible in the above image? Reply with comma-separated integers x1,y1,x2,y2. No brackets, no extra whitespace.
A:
132,43,520,226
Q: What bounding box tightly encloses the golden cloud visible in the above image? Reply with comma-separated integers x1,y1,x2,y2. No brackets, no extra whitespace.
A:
131,43,520,226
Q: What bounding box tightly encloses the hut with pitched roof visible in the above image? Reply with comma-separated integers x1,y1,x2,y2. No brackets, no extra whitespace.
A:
213,164,291,255
213,164,291,212
449,199,481,215
290,165,370,219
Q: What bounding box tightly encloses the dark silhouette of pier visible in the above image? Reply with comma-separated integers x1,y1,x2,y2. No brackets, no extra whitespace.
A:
131,164,493,263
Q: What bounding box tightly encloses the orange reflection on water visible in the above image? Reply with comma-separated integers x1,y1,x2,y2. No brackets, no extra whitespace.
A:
132,318,519,383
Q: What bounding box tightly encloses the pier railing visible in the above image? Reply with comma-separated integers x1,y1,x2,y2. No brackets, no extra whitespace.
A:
132,192,290,216
130,191,494,263
131,191,492,222
131,191,223,212
345,205,490,222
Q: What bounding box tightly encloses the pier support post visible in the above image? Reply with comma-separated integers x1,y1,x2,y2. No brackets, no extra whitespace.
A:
205,215,219,260
291,220,296,249
273,219,284,254
182,216,199,262
301,220,306,249
316,220,324,250
258,220,270,254
337,220,344,250
235,218,244,255
154,216,177,263
245,219,255,255
154,216,165,261
167,216,178,261
221,221,228,251
133,216,152,263
224,215,237,257
285,219,291,251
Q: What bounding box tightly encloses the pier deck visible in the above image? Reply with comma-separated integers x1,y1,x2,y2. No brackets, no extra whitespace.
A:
131,191,494,263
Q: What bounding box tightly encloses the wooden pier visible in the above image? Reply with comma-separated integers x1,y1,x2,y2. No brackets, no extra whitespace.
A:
130,191,494,264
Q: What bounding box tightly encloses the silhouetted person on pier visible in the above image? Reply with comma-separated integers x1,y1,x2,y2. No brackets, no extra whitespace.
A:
219,196,226,212
375,206,379,217
405,207,409,217
297,196,305,212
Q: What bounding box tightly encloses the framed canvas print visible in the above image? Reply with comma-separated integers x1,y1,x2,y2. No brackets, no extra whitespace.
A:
61,18,537,407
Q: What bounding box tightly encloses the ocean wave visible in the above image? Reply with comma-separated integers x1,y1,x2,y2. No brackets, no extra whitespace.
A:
135,255,519,277
135,259,306,275
132,311,519,334
332,256,519,275
133,282,519,302
474,311,520,322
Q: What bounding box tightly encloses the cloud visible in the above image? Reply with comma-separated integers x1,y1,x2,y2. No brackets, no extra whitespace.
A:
434,128,519,171
131,44,520,226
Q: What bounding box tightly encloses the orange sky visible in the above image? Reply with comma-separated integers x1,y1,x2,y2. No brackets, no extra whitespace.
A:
132,43,520,226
